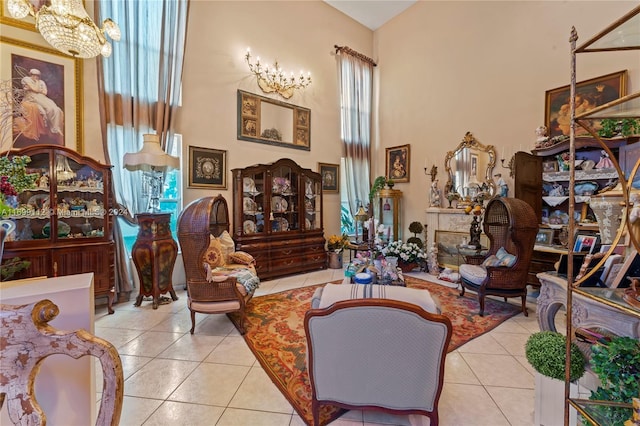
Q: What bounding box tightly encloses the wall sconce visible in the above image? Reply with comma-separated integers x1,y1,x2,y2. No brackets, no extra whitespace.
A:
7,0,121,58
424,164,438,182
245,48,311,99
501,154,515,178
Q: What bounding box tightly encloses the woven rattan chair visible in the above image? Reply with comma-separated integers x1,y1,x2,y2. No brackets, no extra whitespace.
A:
177,195,253,334
459,197,539,316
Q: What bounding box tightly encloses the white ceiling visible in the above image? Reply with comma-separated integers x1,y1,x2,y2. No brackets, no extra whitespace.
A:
323,1,417,31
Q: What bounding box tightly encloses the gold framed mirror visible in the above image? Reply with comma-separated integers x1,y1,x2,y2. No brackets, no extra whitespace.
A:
237,90,310,151
444,132,497,199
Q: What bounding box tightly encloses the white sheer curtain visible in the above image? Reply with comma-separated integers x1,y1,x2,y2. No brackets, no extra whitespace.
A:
96,0,189,297
337,51,373,216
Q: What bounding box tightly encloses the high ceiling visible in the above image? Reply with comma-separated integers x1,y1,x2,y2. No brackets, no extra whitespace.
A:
323,1,417,30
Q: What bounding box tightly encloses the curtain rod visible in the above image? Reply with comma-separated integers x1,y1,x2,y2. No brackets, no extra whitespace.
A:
334,45,377,66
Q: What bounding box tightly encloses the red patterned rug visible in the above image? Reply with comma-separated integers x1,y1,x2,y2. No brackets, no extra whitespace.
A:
228,276,522,426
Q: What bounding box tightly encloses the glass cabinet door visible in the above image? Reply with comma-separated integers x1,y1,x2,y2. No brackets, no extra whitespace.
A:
271,165,297,232
242,170,264,234
304,176,321,230
54,153,106,240
10,152,51,242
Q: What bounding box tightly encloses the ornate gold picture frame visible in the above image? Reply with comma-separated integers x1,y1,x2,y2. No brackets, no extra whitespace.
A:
188,146,227,189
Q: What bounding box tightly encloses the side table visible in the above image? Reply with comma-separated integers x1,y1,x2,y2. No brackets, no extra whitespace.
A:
457,244,488,265
346,241,370,262
132,213,179,309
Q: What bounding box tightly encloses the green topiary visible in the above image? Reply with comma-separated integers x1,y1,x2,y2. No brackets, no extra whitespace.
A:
525,331,585,382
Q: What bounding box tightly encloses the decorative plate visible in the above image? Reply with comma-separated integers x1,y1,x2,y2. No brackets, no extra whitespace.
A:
42,220,71,237
305,218,312,229
274,217,289,232
272,177,291,194
28,194,49,210
581,160,596,171
243,177,256,193
243,197,257,214
272,196,287,213
305,199,313,211
243,220,257,234
548,210,570,226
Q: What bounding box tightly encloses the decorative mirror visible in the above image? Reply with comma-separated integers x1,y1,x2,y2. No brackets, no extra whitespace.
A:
237,90,310,151
444,132,497,199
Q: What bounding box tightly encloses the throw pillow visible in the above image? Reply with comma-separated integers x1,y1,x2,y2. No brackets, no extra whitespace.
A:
203,237,225,268
228,251,256,266
217,230,235,262
496,246,517,267
482,255,502,267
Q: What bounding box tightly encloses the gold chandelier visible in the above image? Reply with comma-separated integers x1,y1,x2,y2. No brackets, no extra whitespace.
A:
245,48,311,99
7,0,121,58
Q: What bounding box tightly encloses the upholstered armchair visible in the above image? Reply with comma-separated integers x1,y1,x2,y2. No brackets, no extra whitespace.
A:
304,284,452,426
177,195,257,334
458,197,538,316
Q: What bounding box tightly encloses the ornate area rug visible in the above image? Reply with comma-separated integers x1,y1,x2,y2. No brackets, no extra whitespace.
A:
228,276,522,426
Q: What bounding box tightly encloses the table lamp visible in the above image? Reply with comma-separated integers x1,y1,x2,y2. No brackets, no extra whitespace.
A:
354,204,368,244
123,133,179,212
124,133,180,309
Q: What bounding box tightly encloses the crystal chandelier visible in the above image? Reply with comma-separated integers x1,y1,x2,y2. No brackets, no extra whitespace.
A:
245,48,311,99
7,0,121,58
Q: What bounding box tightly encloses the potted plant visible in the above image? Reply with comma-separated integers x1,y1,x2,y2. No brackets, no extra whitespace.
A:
598,118,640,138
407,221,424,249
525,331,586,426
382,240,426,272
326,234,350,269
369,176,388,201
587,336,640,425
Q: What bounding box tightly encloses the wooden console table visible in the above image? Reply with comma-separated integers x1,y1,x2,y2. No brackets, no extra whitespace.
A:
536,271,640,338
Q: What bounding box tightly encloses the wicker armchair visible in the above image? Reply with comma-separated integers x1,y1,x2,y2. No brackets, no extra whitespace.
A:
177,195,253,334
459,197,539,316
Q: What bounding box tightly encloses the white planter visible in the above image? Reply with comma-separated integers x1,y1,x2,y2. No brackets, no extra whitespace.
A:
534,373,578,426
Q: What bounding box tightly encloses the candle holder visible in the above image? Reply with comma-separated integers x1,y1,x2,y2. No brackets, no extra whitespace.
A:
424,164,438,182
500,154,515,178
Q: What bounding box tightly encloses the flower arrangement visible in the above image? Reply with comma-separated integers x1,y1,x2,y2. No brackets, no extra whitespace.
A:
0,155,38,215
327,234,350,252
383,240,426,264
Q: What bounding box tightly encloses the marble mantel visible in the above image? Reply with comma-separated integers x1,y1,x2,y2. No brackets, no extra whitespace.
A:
425,207,475,247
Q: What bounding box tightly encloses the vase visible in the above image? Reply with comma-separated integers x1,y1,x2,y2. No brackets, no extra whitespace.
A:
398,261,418,273
327,251,343,269
590,193,624,244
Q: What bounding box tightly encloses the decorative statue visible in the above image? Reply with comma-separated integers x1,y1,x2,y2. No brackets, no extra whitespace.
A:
469,215,482,249
430,179,441,207
494,173,508,197
427,242,439,275
535,125,549,148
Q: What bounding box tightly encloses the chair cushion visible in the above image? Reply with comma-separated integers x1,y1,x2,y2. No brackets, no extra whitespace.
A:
496,247,517,267
228,251,256,266
459,264,487,285
313,283,440,314
217,231,236,263
203,237,225,268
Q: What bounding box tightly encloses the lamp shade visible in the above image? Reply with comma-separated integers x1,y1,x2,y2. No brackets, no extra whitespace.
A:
123,134,179,172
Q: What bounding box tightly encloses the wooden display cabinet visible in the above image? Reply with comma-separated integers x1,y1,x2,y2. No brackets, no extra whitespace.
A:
0,145,116,313
374,188,402,243
232,158,326,279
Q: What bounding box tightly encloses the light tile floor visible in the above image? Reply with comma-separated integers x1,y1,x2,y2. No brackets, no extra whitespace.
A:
95,269,552,426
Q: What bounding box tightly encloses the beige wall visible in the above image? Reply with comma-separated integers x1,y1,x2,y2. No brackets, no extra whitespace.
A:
177,0,373,235
2,1,639,239
374,1,640,231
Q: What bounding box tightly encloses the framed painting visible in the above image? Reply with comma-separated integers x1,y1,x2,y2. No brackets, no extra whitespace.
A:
318,162,339,193
385,144,410,183
435,230,488,269
536,229,554,246
470,153,478,178
543,160,559,173
188,146,227,189
545,70,627,138
0,36,82,152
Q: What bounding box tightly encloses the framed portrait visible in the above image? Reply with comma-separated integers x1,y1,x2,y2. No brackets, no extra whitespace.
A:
188,146,227,189
385,144,410,183
318,162,339,193
545,70,627,138
543,161,559,173
0,36,82,152
470,153,478,178
536,229,554,246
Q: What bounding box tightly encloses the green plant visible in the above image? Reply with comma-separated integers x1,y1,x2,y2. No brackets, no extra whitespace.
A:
525,331,586,381
407,221,424,248
586,336,640,425
598,118,640,138
0,257,31,280
369,176,388,201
